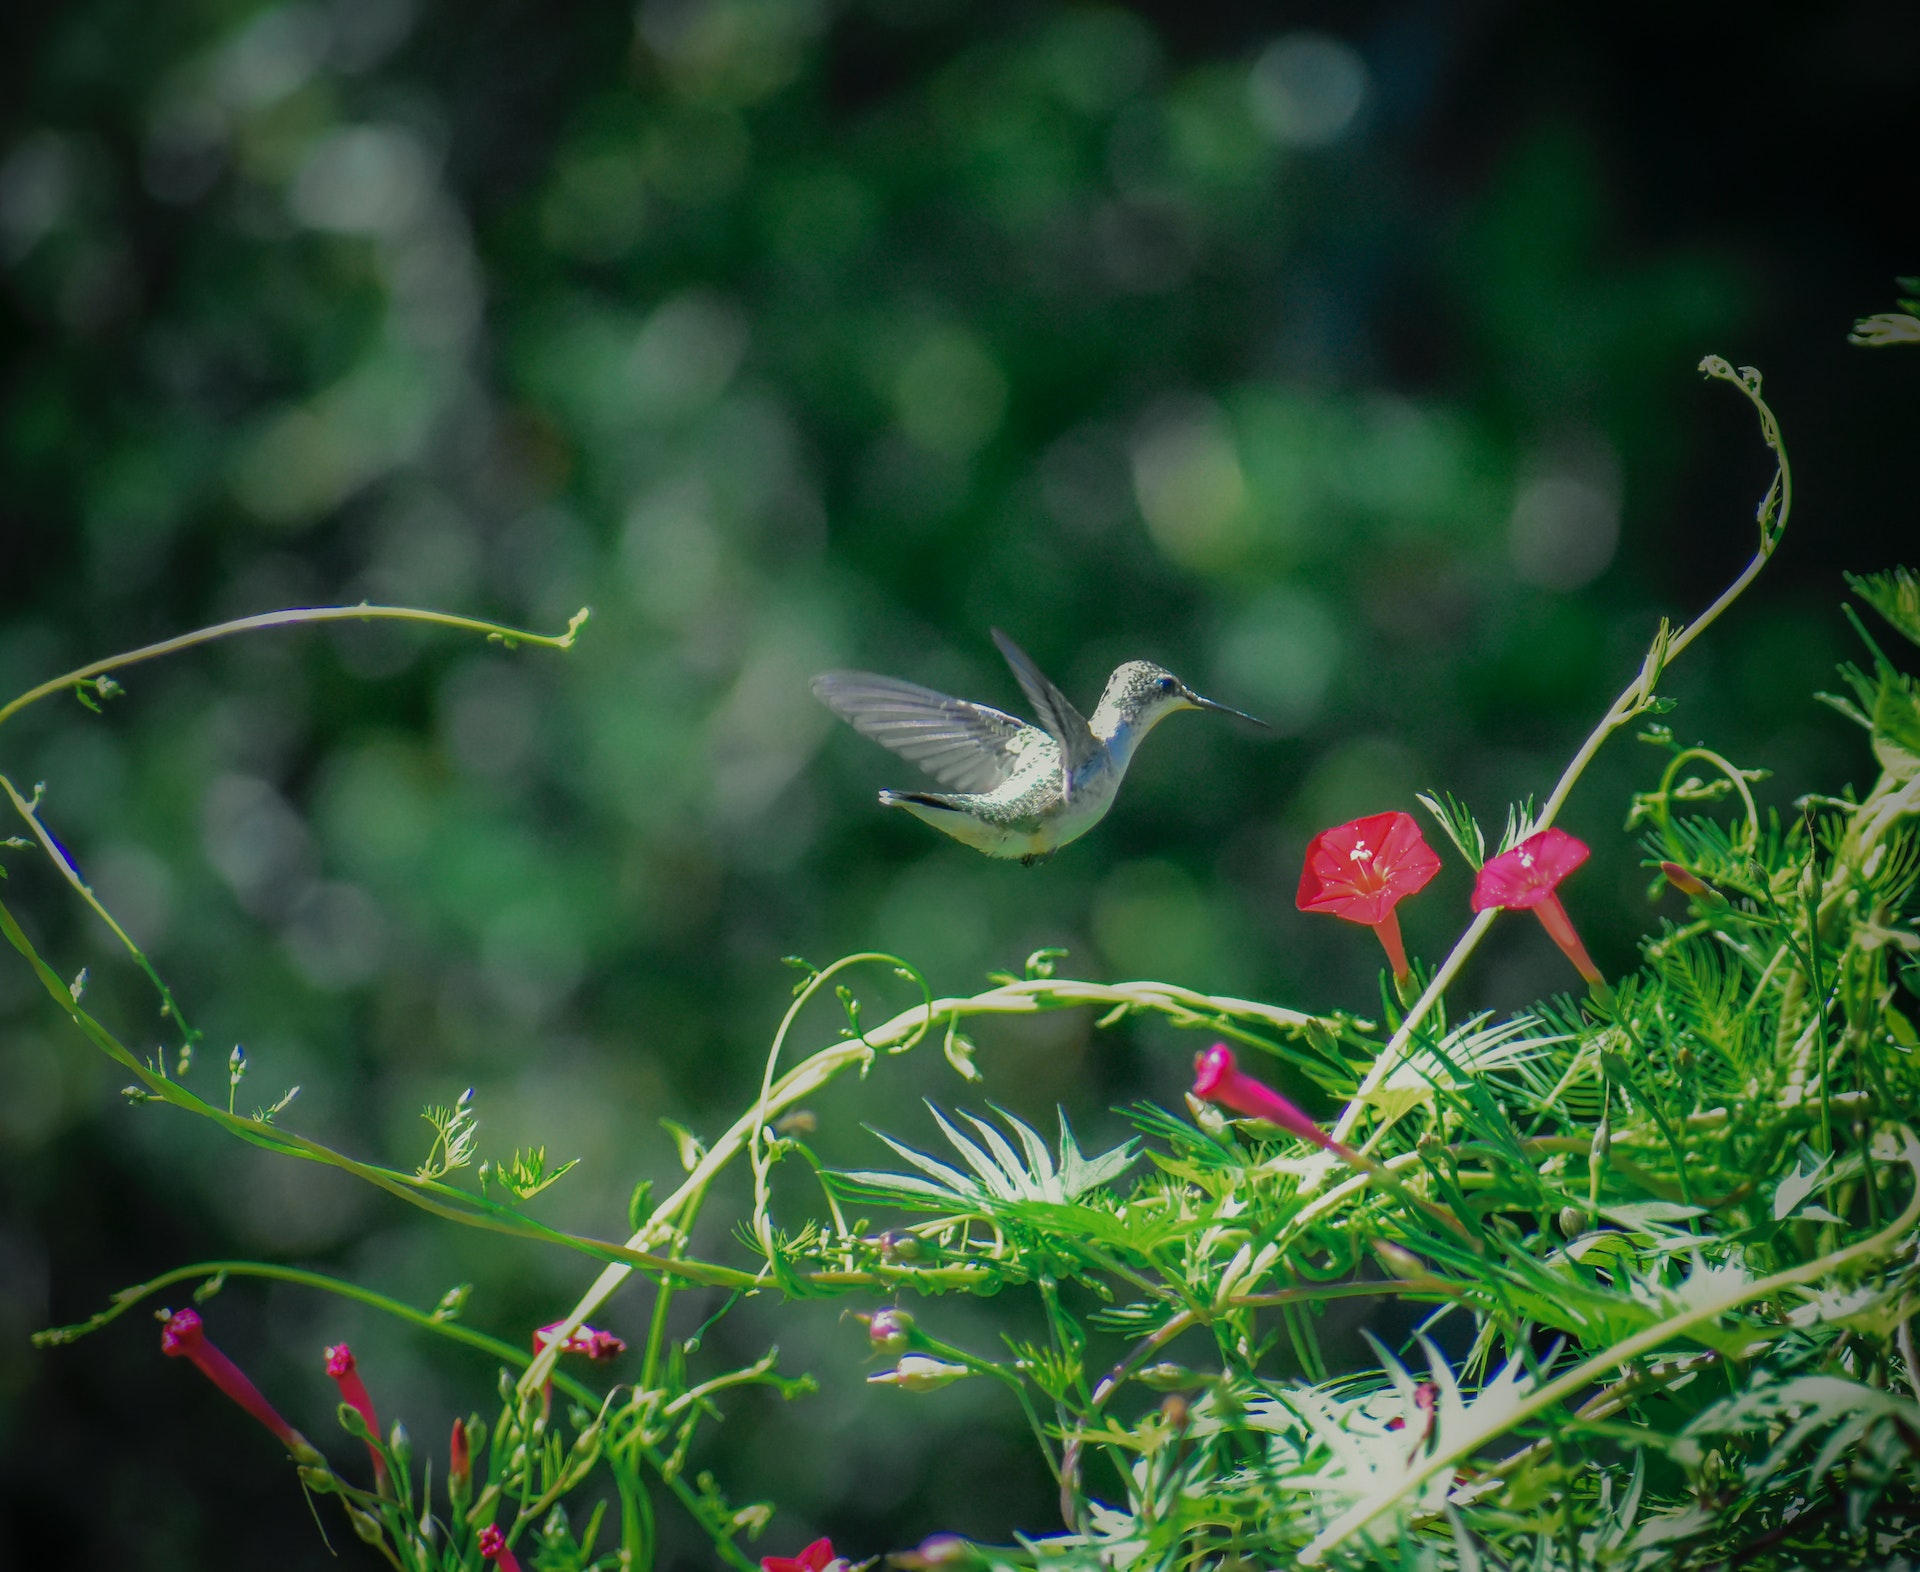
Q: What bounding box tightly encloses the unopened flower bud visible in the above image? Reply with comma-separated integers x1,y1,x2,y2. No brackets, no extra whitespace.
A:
861,1308,915,1355
1558,1206,1590,1238
1372,1240,1427,1281
1659,861,1708,897
161,1307,316,1461
879,1231,923,1262
387,1420,410,1471
1159,1393,1191,1430
449,1417,472,1500
1136,1362,1197,1392
868,1355,969,1392
346,1503,385,1544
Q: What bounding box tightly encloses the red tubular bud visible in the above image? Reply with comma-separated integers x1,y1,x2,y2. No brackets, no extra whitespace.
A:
448,1417,472,1498
1660,860,1704,895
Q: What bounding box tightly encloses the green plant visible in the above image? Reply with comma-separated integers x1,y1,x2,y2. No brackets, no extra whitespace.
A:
13,350,1920,1570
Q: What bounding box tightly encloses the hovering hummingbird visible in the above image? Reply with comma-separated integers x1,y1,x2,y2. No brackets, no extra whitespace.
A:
811,629,1267,864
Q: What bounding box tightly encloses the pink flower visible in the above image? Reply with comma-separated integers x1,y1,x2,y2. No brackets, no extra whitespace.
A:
534,1322,628,1362
531,1320,627,1414
1297,812,1442,981
762,1538,843,1572
161,1308,316,1462
479,1525,523,1570
1191,1044,1365,1166
1470,828,1606,991
323,1343,386,1487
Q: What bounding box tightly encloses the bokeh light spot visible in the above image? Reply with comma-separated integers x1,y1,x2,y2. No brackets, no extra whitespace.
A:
1210,587,1341,736
1131,395,1248,570
893,329,1008,457
1247,33,1369,149
1092,859,1219,983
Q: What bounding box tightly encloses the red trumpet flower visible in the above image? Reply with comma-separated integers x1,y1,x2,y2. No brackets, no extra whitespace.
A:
1471,828,1606,992
324,1343,387,1487
534,1321,628,1362
1191,1043,1368,1166
531,1320,627,1414
161,1308,318,1463
1297,811,1441,982
479,1525,524,1570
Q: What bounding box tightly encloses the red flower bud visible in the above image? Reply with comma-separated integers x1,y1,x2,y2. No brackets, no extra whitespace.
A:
161,1308,315,1461
448,1417,472,1497
534,1321,628,1362
1659,860,1711,897
531,1320,627,1412
323,1343,387,1487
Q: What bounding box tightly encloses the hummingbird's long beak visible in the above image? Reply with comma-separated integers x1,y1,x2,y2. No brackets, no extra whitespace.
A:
1184,687,1271,728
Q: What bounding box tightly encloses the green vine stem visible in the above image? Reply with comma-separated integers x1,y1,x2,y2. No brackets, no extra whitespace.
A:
0,602,589,735
1325,357,1791,1157
521,973,1340,1401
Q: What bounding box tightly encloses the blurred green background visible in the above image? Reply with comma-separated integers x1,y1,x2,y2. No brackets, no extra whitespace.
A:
0,0,1914,1564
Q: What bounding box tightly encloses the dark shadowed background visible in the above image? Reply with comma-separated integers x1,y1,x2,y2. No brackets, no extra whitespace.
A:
1,0,1915,1565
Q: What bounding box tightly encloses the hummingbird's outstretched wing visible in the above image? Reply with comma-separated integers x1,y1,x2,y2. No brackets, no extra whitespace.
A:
989,629,1098,793
811,672,1038,793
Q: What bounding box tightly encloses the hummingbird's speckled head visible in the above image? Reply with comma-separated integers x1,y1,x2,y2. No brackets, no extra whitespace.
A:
1092,661,1267,740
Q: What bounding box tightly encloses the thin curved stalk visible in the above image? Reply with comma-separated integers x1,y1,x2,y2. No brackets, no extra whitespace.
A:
0,603,589,734
1328,358,1790,1153
521,974,1346,1401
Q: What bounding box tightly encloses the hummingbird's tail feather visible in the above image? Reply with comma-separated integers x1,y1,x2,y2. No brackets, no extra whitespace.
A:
878,789,961,810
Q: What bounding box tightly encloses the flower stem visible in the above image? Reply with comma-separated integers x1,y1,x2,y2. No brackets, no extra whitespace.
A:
1531,892,1606,991
1325,358,1787,1156
1372,908,1410,981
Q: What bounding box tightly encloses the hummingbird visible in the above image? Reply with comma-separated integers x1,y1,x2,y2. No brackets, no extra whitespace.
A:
811,629,1267,864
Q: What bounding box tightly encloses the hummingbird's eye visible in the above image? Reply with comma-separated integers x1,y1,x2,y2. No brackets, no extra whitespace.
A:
1156,674,1177,693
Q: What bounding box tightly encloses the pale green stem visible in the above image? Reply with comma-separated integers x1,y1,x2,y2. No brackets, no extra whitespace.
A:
1327,358,1787,1155
0,603,588,735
